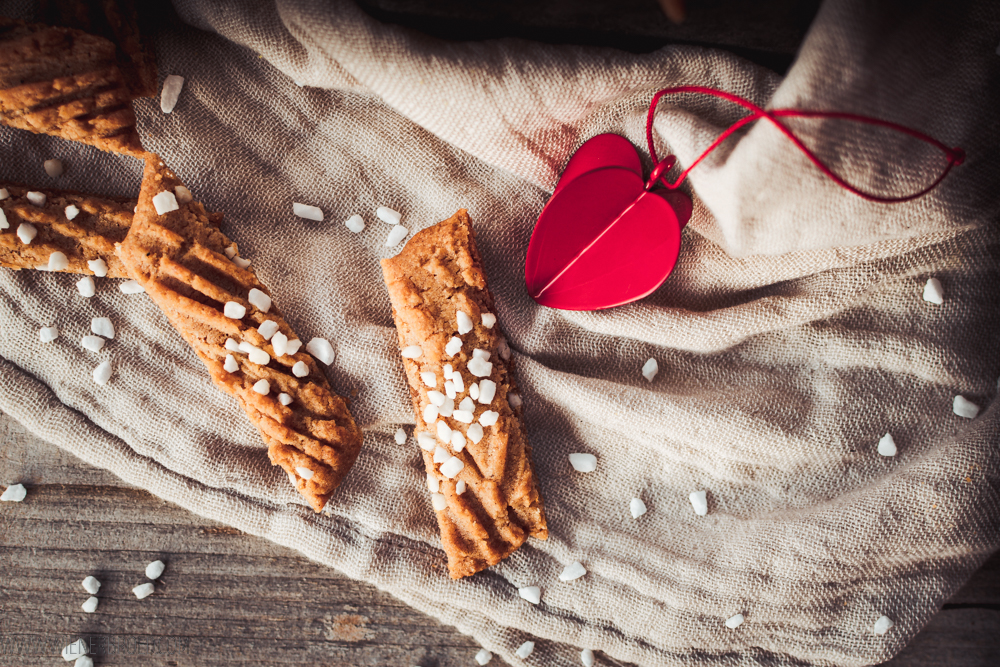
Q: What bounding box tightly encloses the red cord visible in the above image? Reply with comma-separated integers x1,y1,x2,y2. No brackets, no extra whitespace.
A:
644,86,965,203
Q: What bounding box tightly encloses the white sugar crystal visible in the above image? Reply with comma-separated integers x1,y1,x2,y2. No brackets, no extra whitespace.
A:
17,222,36,244
253,379,270,395
385,224,408,246
456,310,473,334
442,364,454,380
174,185,193,204
295,466,314,480
518,586,541,604
436,421,453,444
953,395,980,419
467,423,484,444
286,339,302,355
306,337,335,364
725,613,745,629
642,357,659,382
248,288,272,313
515,641,535,659
0,187,7,200
271,332,288,357
427,390,446,407
451,372,464,392
498,337,511,360
81,596,99,614
479,410,499,426
146,559,165,580
76,276,96,297
456,480,466,494
420,371,437,388
26,191,46,206
445,336,462,357
431,493,447,511
44,158,64,177
559,561,587,582
133,583,154,599
922,277,944,304
878,433,897,457
433,448,448,469
478,379,497,404
232,256,251,268
87,258,108,277
62,638,87,660
152,190,179,215
248,346,270,365
0,207,6,229
440,456,465,478
438,396,454,417
224,301,246,319
376,206,402,224
473,348,491,361
481,312,496,329
475,648,493,665
581,649,595,667
450,430,467,451
468,356,493,378
39,326,59,343
93,361,112,385
508,393,522,409
873,615,894,635
292,361,309,377
224,245,238,259
82,576,101,595
630,497,647,519
401,345,422,359
453,409,474,424
444,380,456,399
344,214,365,233
257,320,279,340
569,453,597,472
91,317,115,339
459,396,476,412
427,473,440,493
690,490,708,516
160,74,184,112
394,427,407,444
417,433,436,451
81,335,105,353
75,657,93,667
64,204,80,220
1,483,27,502
119,279,145,294
47,251,69,271
469,382,480,400
423,403,439,423
223,354,239,372
278,393,292,406
240,341,256,353
225,338,240,352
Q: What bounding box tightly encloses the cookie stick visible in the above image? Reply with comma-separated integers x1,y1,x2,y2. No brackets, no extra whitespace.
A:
381,209,547,579
118,155,363,512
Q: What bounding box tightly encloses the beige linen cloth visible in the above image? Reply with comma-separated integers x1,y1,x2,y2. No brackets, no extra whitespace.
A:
1,0,998,664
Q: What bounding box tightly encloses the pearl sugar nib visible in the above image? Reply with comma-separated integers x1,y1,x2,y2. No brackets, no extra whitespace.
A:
81,596,99,613
642,357,659,382
475,648,493,665
873,615,894,635
44,158,63,177
146,559,166,579
630,497,647,519
922,277,943,304
293,202,323,221
559,561,587,582
306,337,335,364
689,490,708,516
1,483,27,502
39,326,59,343
376,206,402,225
394,427,407,444
569,453,597,472
152,190,179,215
953,395,980,419
91,317,115,339
82,576,101,594
344,214,365,233
515,641,535,659
160,74,184,113
385,224,408,247
76,276,96,297
877,433,897,457
133,582,155,599
518,585,541,604
581,649,595,667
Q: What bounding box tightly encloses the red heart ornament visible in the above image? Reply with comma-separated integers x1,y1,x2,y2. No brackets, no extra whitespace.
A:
525,134,692,311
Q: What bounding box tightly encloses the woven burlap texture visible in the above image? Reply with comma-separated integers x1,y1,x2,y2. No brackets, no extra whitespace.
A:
0,0,997,665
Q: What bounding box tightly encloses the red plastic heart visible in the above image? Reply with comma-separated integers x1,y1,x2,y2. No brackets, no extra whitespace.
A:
525,134,692,311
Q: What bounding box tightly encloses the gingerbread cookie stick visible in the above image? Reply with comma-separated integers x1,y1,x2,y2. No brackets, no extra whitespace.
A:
381,209,547,578
118,155,363,512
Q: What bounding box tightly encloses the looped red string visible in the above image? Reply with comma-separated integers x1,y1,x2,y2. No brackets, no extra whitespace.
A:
644,86,965,203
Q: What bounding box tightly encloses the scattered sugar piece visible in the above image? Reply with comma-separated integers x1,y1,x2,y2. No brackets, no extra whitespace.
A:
725,613,744,629
581,649,595,667
91,317,115,339
473,348,491,361
431,492,447,511
427,390,446,407
441,456,464,478
76,276,96,297
456,480,466,494
253,379,270,395
478,379,497,404
569,453,597,472
444,380,456,399
394,427,407,444
39,326,59,343
469,382,480,400
559,561,586,581
47,251,68,271
467,423,484,444
278,393,292,406
509,393,522,409
271,332,289,357
0,187,8,200
146,560,165,579
877,433,897,457
133,583,154,599
75,657,93,667
65,204,80,220
223,354,239,372
17,222,37,244
248,288,272,313
44,159,64,177
459,396,476,412
344,214,365,233
87,258,108,277
81,335,105,353
385,224,408,246
160,75,184,113
468,356,493,378
417,433,436,451
453,409,474,424
224,245,238,259
436,418,452,443
450,430,467,451
152,190,179,215
174,185,193,204
292,360,309,377
630,497,647,519
232,256,251,268
0,207,6,229
423,403,439,423
456,310,473,334
224,301,246,319
420,371,437,388
295,466,314,480
433,445,450,464
690,490,708,516
286,339,302,355
93,360,112,385
119,279,145,294
427,473,440,493
62,638,87,661
481,312,496,328
257,320,279,340
475,648,493,665
519,586,541,604
451,373,464,392
873,615,894,635
642,357,659,382
442,364,454,380
515,641,535,659
225,338,240,352
922,277,944,304
445,336,462,357
401,345,422,359
376,206,402,225
82,576,101,595
438,396,454,417
26,191,46,206
479,410,499,426
953,395,980,419
247,347,270,365
81,596,99,614
1,483,27,502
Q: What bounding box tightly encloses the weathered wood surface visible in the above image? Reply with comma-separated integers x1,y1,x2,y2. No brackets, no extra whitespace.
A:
2,411,998,666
